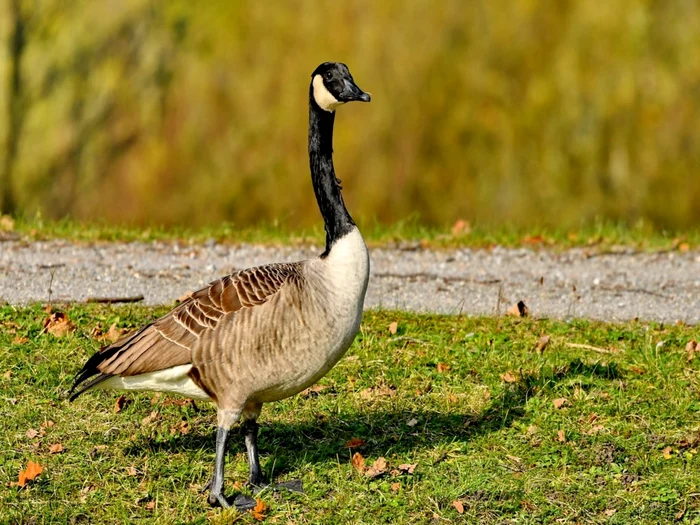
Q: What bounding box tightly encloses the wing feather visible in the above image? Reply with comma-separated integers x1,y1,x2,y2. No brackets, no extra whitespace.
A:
69,262,303,400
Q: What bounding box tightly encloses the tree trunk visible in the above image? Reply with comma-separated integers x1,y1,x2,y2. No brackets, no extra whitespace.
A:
1,0,25,215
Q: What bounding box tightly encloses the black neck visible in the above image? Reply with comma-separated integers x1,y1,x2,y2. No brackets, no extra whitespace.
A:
308,88,355,257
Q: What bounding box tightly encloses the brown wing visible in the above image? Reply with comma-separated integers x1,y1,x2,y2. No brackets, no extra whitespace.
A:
69,262,302,399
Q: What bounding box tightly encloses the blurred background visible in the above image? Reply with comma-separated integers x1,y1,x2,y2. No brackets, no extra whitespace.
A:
0,0,699,230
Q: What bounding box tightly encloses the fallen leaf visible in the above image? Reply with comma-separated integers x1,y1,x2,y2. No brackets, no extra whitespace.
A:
41,420,55,429
629,366,645,375
345,437,366,448
535,335,550,354
406,418,419,427
43,311,75,337
686,340,697,362
114,395,128,413
390,482,400,492
452,500,465,514
506,301,529,317
105,323,124,343
676,508,686,520
11,336,28,345
436,362,451,373
365,457,387,478
663,446,673,459
448,394,458,404
587,425,605,435
26,428,39,439
127,466,138,476
18,460,43,487
48,443,64,454
141,411,159,425
388,322,398,335
145,501,156,511
251,498,267,521
3,370,12,379
351,452,366,473
522,235,544,245
678,242,690,252
553,398,568,409
501,371,518,383
398,463,417,474
604,508,616,517
451,219,471,236
557,430,566,443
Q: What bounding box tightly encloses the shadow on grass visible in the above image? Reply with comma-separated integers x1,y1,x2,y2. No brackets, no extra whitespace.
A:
122,358,622,477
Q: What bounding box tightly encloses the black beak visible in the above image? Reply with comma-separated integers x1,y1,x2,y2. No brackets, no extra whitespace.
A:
342,79,371,103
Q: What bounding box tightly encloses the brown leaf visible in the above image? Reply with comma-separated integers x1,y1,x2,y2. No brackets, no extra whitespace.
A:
535,335,550,354
390,482,400,492
451,219,471,236
388,322,398,335
629,366,645,375
522,235,544,245
48,443,64,454
105,322,124,343
662,446,673,459
686,340,697,362
452,500,465,514
557,430,566,443
114,395,127,413
552,398,568,409
41,420,55,429
43,311,75,337
506,301,529,317
587,424,605,435
365,457,388,478
398,463,417,474
26,428,39,439
3,370,12,379
18,460,43,487
351,452,366,473
127,466,138,476
678,242,690,253
406,418,419,427
11,336,28,345
145,501,156,511
345,437,366,449
251,499,267,521
501,371,518,383
436,362,451,374
141,411,159,425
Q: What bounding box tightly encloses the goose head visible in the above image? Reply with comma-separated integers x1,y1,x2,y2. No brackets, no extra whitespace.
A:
311,62,371,112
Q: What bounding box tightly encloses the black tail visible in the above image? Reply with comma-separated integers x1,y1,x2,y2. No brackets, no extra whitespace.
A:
69,321,155,401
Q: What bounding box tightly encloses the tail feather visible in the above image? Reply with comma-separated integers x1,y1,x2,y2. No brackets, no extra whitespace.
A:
69,322,155,401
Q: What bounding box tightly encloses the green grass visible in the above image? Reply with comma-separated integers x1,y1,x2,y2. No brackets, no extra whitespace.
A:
2,305,700,524
5,215,700,252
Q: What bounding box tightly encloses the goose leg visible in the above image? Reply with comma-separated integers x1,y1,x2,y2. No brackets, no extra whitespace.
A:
242,418,266,487
207,426,231,508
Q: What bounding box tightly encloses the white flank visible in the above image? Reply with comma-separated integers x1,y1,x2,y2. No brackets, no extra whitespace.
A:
98,364,212,401
312,75,344,111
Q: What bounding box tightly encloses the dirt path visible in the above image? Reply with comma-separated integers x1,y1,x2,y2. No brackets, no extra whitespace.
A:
1,240,699,323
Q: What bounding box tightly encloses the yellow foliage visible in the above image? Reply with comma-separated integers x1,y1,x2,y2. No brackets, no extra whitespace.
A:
1,0,699,228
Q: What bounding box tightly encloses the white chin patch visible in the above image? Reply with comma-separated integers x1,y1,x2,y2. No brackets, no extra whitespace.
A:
313,75,344,112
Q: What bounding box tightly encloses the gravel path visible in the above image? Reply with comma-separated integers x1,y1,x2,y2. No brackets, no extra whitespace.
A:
1,240,699,323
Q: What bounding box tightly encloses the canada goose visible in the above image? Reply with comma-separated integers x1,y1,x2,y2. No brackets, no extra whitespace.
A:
69,62,371,508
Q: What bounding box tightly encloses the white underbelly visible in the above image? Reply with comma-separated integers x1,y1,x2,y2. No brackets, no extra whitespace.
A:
98,364,212,401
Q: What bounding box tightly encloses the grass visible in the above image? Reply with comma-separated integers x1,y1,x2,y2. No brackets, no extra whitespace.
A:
2,305,700,523
4,215,700,252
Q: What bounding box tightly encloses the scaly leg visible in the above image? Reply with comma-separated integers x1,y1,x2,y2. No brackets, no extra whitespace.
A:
242,418,266,487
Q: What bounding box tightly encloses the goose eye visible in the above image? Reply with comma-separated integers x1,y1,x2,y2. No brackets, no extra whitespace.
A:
325,71,333,80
